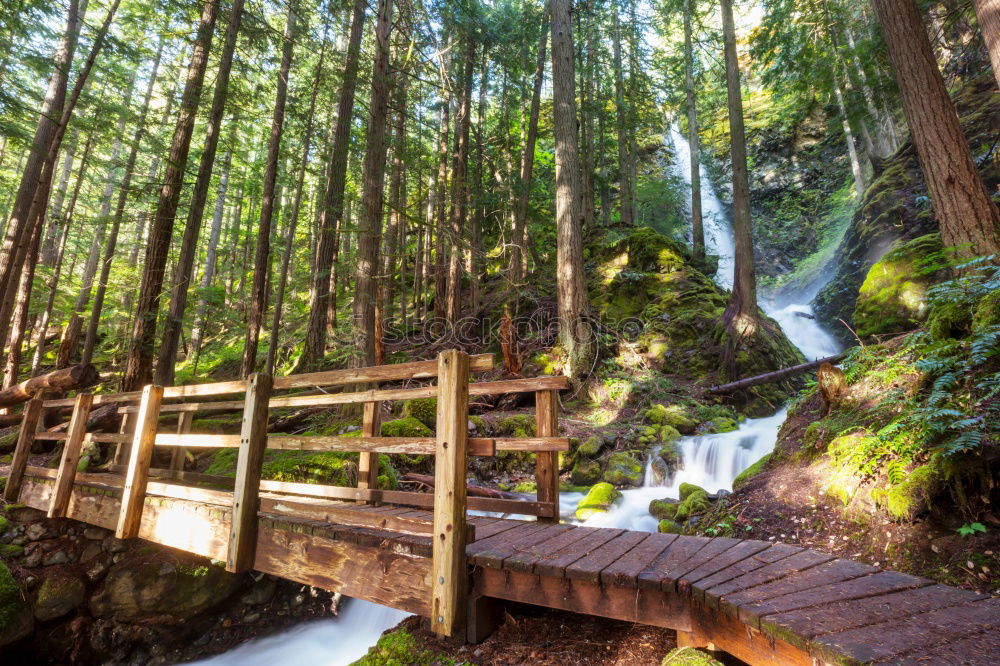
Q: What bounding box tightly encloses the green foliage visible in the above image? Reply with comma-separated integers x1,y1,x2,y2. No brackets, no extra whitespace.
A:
957,523,987,538
381,417,432,438
350,628,456,666
733,453,771,490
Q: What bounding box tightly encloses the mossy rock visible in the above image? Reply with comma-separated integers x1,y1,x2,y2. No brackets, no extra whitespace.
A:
854,234,942,338
497,414,536,438
577,435,603,458
877,463,939,521
381,417,432,438
34,570,86,621
647,443,681,486
91,552,241,623
0,515,8,534
657,519,683,535
661,646,725,665
707,417,739,434
571,459,602,486
401,398,437,429
351,627,455,666
0,561,32,647
0,545,23,559
603,451,644,487
468,415,487,433
973,289,1000,332
649,498,679,521
679,483,707,501
645,404,697,435
575,482,622,521
733,453,771,490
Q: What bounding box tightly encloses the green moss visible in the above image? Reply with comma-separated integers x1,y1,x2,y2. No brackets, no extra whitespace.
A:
878,464,939,521
644,404,697,434
575,482,622,521
380,417,432,438
657,519,683,534
498,414,536,438
708,417,738,434
0,561,30,644
350,628,455,666
675,485,711,521
0,516,8,533
649,499,679,520
570,459,602,485
577,436,603,458
0,545,22,559
401,398,437,428
34,571,86,621
468,415,486,433
204,448,397,490
733,453,771,490
661,646,725,665
854,234,942,338
973,289,1000,332
679,483,706,501
512,481,537,493
603,451,643,487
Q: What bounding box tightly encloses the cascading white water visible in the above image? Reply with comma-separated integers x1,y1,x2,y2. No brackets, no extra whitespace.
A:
186,599,409,666
565,120,842,532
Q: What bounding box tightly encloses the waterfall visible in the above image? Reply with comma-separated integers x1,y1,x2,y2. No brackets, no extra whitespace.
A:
568,120,842,531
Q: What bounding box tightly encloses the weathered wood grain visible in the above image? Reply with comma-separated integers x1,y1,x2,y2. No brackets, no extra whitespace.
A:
48,393,94,518
116,385,163,539
3,392,43,502
228,373,272,573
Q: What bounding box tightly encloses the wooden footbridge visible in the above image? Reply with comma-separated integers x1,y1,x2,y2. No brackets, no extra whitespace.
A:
3,351,998,664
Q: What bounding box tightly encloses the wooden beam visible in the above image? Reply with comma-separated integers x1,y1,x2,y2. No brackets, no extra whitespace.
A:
152,433,496,455
48,393,94,518
115,385,163,539
169,411,193,471
113,408,139,466
227,373,272,573
357,400,382,503
430,350,470,637
534,390,560,523
33,431,128,442
3,393,43,502
271,353,494,391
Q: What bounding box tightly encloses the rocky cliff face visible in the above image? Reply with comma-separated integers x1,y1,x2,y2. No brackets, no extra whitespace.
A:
813,74,1000,343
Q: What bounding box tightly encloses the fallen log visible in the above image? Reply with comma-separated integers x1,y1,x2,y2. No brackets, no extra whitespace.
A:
0,413,24,427
707,352,847,394
0,364,101,408
400,472,522,500
43,403,120,434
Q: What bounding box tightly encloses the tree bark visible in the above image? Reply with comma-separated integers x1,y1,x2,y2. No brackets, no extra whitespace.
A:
156,0,245,385
352,0,393,367
551,0,592,379
720,0,760,376
445,39,475,326
872,0,1000,257
0,364,99,408
683,0,705,262
242,2,296,377
612,8,633,227
122,0,220,391
511,12,548,286
972,0,1000,90
300,0,367,370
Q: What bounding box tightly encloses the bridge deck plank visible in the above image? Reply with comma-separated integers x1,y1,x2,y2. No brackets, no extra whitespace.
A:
678,539,771,591
701,548,835,605
636,536,710,591
534,527,625,578
503,524,595,573
469,523,572,569
564,531,649,583
599,532,678,588
692,543,804,603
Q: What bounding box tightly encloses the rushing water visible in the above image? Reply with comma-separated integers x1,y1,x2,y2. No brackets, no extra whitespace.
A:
191,120,842,666
187,599,409,666
562,121,843,533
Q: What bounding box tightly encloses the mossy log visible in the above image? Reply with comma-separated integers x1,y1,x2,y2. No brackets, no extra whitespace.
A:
400,472,520,500
0,364,100,408
706,353,846,394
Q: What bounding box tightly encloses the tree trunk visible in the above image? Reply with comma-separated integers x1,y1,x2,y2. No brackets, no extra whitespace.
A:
266,34,327,376
156,0,244,385
380,77,408,334
121,0,220,391
300,0,367,370
831,68,867,198
352,0,393,367
612,8,633,227
433,85,451,322
0,0,86,360
40,130,78,267
972,0,1000,90
445,39,475,326
0,364,99,408
720,0,760,376
83,40,165,367
551,0,592,379
683,0,705,262
512,12,548,286
872,0,1000,257
242,3,296,377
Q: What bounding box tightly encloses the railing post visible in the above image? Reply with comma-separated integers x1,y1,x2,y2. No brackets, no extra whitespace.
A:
48,392,94,518
357,399,382,503
116,385,163,539
430,349,470,637
113,410,138,467
170,411,193,471
534,389,560,523
3,393,43,502
227,373,272,573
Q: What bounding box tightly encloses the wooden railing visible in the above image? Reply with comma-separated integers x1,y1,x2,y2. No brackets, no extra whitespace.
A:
3,351,568,636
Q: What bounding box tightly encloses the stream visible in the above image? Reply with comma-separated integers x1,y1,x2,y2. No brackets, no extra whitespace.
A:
187,123,841,666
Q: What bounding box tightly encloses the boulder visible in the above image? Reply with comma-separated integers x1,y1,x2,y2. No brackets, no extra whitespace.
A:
570,459,601,486
649,498,679,521
657,519,683,535
34,570,86,621
401,397,437,428
603,451,643,487
91,551,241,623
644,404,697,435
575,483,622,521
